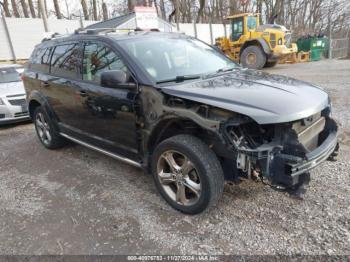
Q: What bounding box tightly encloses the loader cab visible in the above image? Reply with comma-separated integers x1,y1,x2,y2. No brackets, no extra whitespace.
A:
229,13,260,42
231,17,244,41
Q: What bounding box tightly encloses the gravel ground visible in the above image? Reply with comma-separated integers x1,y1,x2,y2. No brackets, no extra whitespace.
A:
0,59,349,255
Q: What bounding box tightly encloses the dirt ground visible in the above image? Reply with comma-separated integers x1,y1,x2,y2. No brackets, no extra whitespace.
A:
0,59,349,255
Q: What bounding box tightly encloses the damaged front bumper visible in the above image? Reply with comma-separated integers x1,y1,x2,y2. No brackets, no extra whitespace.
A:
271,122,338,186
229,117,339,188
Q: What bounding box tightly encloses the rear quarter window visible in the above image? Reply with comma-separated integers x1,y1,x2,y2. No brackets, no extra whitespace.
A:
29,46,53,73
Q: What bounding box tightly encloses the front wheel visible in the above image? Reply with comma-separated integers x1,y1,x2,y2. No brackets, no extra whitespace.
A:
240,46,266,70
151,135,224,214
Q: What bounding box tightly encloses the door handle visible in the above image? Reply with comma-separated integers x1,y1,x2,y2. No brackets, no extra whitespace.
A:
42,81,50,88
79,90,88,97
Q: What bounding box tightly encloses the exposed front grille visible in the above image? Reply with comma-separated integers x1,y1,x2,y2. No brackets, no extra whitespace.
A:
0,114,5,119
8,98,26,106
292,112,324,151
285,34,292,48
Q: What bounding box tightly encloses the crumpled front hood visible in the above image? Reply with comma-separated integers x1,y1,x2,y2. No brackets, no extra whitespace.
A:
159,69,329,124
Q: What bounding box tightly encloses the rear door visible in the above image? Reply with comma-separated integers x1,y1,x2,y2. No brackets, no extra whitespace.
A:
45,42,84,127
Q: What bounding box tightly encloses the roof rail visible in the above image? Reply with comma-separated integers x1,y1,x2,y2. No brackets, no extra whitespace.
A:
41,32,65,42
74,28,116,35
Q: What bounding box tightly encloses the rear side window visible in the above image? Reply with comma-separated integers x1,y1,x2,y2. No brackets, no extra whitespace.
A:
83,42,126,84
29,47,52,73
51,43,83,79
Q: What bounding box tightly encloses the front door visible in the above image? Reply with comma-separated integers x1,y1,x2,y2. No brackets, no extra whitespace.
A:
232,17,244,42
71,41,139,160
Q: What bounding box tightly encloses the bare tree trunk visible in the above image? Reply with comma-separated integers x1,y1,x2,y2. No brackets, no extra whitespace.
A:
43,0,48,16
11,0,20,17
64,0,70,18
20,0,29,17
159,0,166,19
229,0,237,15
37,0,41,17
128,0,136,12
92,0,97,20
168,0,175,22
53,0,62,19
102,1,108,20
27,0,35,17
196,0,205,23
81,0,89,20
1,0,12,17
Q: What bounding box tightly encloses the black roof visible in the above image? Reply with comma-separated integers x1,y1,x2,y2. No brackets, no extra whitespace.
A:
85,12,136,30
38,31,188,49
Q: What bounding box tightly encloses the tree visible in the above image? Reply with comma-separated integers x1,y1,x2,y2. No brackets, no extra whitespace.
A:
102,1,108,20
196,0,205,22
28,0,36,17
92,0,97,20
158,0,166,20
11,0,20,17
53,0,62,19
0,0,12,17
20,0,30,17
81,0,89,20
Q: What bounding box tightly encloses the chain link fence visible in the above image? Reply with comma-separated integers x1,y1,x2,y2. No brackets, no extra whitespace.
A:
329,38,350,59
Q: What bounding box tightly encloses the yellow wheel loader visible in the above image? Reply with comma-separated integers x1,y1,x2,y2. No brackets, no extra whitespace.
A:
215,13,298,69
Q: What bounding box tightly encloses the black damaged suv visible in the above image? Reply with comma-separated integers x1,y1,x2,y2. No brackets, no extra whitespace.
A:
23,30,338,214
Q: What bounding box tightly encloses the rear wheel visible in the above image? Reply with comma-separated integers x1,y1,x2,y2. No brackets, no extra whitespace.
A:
240,46,266,70
151,135,224,214
33,106,66,149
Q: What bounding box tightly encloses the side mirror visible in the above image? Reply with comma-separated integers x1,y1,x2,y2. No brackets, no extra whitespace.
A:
100,70,136,89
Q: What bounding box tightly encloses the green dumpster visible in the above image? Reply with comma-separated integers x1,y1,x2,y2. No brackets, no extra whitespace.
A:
296,37,327,61
310,38,327,61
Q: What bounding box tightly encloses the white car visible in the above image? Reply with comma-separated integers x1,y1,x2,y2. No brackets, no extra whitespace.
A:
0,64,30,124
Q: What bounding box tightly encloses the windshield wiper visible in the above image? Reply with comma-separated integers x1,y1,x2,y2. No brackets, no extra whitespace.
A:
156,75,201,84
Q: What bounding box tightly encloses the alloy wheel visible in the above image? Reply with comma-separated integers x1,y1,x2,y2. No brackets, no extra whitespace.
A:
157,150,201,206
35,112,52,145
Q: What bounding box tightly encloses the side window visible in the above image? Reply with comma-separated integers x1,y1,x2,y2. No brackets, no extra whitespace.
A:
83,42,127,84
247,16,257,31
30,47,52,73
232,17,243,41
51,43,82,79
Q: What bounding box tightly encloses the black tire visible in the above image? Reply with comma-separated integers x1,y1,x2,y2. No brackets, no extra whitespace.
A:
240,46,266,70
264,60,278,68
33,106,66,149
151,134,224,214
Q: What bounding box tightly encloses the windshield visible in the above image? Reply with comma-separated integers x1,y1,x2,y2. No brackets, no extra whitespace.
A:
0,67,21,83
118,36,238,83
